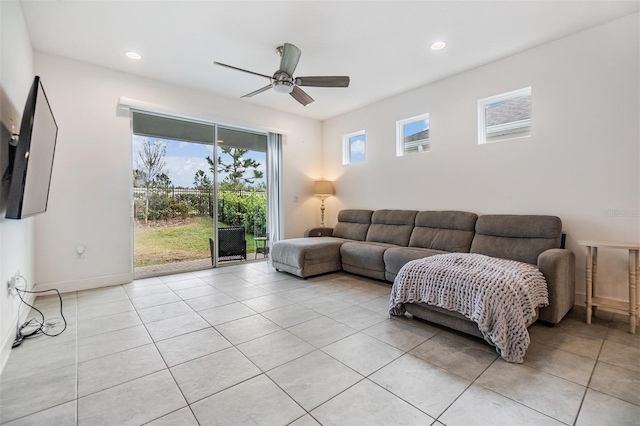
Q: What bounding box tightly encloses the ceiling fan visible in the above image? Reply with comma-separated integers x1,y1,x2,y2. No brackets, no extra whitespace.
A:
214,43,350,106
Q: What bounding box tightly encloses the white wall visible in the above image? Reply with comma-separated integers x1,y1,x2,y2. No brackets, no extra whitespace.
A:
0,0,35,371
32,53,323,292
322,14,639,302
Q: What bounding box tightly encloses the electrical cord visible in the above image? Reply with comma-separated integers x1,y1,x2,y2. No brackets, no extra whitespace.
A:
16,287,68,337
12,276,67,348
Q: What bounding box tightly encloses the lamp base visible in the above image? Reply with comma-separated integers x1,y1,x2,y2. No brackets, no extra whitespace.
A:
320,198,326,227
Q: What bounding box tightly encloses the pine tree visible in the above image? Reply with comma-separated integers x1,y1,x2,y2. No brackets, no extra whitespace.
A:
207,146,263,192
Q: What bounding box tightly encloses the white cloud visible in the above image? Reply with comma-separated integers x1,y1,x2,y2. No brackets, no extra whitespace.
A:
164,156,211,187
351,139,365,155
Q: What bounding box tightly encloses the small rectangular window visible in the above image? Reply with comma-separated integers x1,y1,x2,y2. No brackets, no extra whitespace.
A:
343,130,366,164
396,113,430,156
478,87,531,144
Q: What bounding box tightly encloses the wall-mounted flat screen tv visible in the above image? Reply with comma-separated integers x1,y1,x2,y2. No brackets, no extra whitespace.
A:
5,76,58,219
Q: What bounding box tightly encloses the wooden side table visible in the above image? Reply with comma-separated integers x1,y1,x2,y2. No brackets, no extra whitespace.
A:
578,240,640,334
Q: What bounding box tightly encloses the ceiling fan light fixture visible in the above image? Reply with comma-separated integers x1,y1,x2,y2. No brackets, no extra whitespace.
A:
273,80,294,94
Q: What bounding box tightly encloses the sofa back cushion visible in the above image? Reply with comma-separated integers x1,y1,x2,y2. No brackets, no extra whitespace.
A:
470,215,563,264
409,211,478,252
332,209,373,241
366,210,418,246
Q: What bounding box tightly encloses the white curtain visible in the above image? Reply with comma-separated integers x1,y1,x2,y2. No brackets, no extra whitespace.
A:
267,133,284,244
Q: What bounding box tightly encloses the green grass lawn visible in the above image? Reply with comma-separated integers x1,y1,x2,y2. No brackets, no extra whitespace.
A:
134,216,257,267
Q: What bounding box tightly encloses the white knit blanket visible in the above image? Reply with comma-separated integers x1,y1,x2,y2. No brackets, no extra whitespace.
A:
389,253,549,363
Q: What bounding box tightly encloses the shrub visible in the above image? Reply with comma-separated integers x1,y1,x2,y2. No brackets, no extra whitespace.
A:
218,191,267,235
134,187,267,236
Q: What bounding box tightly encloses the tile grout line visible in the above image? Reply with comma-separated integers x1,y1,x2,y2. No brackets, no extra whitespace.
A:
149,269,388,423
75,286,174,402
0,291,81,425
139,267,307,423
8,265,639,425
572,324,612,425
125,282,201,425
246,289,436,421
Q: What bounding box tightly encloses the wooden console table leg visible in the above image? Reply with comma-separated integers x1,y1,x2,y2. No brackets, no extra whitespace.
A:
586,246,593,325
629,249,638,334
592,247,598,317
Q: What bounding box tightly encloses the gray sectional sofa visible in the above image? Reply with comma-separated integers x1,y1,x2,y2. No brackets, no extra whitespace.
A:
271,209,576,331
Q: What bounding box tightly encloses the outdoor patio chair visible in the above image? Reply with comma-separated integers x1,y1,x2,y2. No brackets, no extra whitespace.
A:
212,226,246,263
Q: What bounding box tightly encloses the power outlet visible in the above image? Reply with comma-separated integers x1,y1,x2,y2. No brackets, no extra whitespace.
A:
7,270,19,295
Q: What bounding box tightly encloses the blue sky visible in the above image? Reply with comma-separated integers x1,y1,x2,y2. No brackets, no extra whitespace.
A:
349,134,366,163
132,135,267,188
486,99,507,109
403,118,429,137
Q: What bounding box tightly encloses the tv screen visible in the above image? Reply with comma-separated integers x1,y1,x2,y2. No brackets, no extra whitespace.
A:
5,76,58,219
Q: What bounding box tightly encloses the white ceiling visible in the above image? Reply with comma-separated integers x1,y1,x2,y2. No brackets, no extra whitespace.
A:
20,1,639,121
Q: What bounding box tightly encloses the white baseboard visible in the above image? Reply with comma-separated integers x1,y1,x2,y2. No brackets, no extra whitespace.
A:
33,273,133,294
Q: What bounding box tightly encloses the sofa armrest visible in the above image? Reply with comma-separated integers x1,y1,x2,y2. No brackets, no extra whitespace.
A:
304,227,333,238
537,248,575,324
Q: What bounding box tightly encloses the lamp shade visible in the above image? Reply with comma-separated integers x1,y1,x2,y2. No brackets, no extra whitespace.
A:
313,180,334,196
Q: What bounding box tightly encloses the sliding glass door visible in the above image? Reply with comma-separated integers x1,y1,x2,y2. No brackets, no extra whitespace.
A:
216,127,268,264
130,112,270,278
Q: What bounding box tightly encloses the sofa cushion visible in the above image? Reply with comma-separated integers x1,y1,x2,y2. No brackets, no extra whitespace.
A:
383,247,448,281
366,209,418,246
340,241,397,280
409,211,478,252
332,209,373,241
470,215,562,265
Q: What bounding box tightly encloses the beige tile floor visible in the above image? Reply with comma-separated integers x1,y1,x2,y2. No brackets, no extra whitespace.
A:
1,261,639,425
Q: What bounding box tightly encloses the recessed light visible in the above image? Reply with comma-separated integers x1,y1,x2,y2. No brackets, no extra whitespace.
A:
430,41,447,51
125,51,142,60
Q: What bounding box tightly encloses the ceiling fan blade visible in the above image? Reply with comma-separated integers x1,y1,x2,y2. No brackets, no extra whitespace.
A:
295,76,350,87
279,43,302,76
241,85,273,98
290,86,314,106
213,62,273,80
